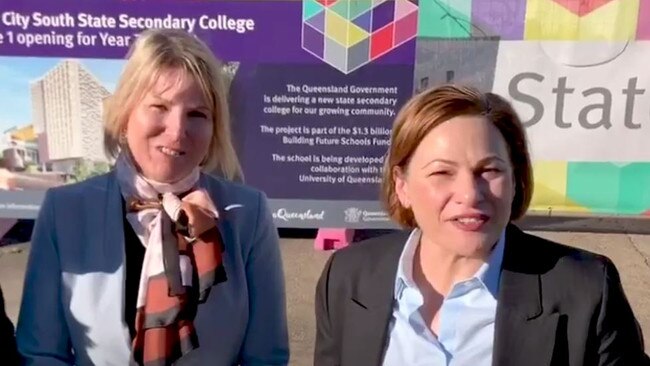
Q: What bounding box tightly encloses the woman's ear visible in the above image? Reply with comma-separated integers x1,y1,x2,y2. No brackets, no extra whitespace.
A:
393,166,411,209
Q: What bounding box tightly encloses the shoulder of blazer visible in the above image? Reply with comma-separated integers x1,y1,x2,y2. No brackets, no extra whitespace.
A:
42,172,114,205
333,230,409,263
325,230,410,287
507,224,610,273
502,224,648,363
505,224,613,298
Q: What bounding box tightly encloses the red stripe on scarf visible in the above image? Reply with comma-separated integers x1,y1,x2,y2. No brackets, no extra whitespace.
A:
194,227,223,277
143,274,183,315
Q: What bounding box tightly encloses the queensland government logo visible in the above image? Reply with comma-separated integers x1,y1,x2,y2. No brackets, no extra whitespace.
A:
344,207,389,223
344,207,363,223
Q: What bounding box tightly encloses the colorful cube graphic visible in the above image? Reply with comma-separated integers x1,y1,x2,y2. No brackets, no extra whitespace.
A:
414,0,647,41
302,0,419,74
524,0,640,40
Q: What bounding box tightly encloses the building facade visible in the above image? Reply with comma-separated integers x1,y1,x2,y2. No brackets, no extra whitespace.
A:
30,60,110,173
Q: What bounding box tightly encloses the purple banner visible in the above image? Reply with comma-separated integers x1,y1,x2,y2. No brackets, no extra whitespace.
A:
0,0,418,227
0,0,414,64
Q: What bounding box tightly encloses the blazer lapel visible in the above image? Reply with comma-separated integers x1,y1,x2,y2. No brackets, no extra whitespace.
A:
199,173,235,237
198,174,237,262
492,225,559,366
341,232,408,366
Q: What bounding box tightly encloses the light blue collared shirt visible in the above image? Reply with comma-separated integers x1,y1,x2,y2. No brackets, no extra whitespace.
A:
382,229,505,366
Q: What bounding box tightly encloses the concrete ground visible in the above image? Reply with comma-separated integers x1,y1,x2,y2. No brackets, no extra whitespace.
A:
1,230,649,365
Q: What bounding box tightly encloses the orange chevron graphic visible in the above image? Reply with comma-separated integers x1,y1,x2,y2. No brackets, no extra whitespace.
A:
552,0,615,16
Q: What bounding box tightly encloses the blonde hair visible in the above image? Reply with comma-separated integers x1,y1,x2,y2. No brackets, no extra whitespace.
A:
104,28,243,181
381,85,533,228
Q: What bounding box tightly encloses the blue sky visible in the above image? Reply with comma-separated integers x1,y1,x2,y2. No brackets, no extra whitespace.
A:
0,56,125,132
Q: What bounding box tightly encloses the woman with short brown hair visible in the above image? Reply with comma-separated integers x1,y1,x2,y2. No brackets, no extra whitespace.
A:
315,85,648,366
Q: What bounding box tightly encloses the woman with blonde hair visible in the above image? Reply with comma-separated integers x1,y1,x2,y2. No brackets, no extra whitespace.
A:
16,29,289,365
314,85,649,366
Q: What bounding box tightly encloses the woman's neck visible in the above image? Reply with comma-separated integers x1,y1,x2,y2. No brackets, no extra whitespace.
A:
414,233,490,297
142,173,198,193
116,152,200,197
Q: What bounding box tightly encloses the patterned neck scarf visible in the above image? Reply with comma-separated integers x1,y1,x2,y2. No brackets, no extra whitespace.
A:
115,153,227,366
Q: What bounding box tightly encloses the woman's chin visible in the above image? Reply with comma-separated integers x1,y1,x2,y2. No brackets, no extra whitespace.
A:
142,169,183,183
446,231,499,258
140,160,192,181
453,242,493,259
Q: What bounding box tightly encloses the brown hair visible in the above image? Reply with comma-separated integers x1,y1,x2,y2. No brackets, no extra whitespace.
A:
104,29,243,181
381,85,533,228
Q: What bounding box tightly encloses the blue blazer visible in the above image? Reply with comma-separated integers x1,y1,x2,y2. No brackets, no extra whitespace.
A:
15,171,289,365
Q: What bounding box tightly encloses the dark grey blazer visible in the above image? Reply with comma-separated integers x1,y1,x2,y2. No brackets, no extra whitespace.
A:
315,224,650,366
0,285,19,365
